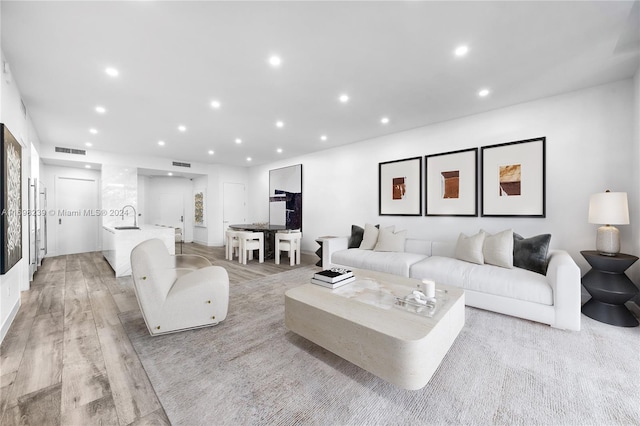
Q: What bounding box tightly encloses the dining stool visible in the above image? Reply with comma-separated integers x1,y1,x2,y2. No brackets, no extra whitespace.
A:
225,230,241,261
237,231,264,264
275,231,302,266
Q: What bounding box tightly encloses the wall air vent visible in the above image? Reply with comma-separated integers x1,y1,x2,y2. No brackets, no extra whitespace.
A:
55,147,86,155
172,161,191,168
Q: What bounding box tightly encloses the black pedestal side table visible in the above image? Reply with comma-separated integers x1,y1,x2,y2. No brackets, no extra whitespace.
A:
580,250,639,327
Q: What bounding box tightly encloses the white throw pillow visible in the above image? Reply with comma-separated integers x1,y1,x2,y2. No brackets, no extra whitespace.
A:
482,229,514,268
454,231,485,265
359,223,380,249
374,228,407,252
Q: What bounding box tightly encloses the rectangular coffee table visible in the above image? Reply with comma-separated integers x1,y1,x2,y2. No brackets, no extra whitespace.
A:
284,269,465,390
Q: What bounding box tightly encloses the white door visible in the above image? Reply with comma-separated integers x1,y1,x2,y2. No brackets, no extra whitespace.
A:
223,182,246,243
56,177,99,255
158,193,185,228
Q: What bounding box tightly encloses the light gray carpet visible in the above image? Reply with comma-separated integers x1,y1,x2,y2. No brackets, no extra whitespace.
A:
120,266,640,425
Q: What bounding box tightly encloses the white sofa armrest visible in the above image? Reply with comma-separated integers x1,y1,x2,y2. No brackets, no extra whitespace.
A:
321,236,349,270
546,250,581,331
164,266,230,323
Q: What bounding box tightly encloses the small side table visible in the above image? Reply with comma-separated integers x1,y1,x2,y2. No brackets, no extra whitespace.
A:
580,250,639,327
315,236,338,267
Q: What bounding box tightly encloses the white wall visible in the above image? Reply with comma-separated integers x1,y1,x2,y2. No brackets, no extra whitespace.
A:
248,79,636,276
40,164,102,257
0,49,42,342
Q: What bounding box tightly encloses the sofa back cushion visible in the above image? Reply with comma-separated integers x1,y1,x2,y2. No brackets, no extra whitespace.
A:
432,241,455,258
405,239,433,256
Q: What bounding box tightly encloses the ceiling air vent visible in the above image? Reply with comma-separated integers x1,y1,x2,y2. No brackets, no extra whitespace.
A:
172,161,191,168
55,146,86,155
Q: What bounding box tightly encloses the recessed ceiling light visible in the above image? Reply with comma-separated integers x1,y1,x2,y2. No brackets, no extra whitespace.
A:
320,135,328,141
95,106,106,114
85,165,91,169
208,150,214,155
158,140,165,146
235,138,242,144
277,148,283,153
454,45,469,57
89,128,98,134
85,142,93,147
168,172,173,176
246,157,252,162
478,88,490,97
268,55,282,67
380,117,390,124
105,67,119,77
275,121,284,128
211,100,221,109
339,94,349,103
178,125,187,132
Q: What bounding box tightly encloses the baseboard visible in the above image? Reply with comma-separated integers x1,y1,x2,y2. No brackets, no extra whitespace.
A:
192,238,211,246
1,297,21,344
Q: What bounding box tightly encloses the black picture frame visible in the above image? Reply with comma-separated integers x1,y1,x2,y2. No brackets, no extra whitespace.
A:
1,123,23,274
379,156,422,216
425,148,478,217
481,137,546,217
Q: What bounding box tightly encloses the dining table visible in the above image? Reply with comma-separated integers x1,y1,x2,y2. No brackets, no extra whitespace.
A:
229,224,292,260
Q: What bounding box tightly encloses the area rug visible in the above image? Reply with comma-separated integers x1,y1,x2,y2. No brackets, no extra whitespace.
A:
120,266,640,425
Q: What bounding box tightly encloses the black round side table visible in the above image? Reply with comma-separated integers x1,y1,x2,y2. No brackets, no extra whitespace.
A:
581,250,639,327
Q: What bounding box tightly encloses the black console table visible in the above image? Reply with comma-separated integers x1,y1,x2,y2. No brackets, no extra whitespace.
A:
580,250,639,327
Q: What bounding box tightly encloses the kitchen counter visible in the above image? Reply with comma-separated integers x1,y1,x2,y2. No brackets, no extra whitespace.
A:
102,225,175,277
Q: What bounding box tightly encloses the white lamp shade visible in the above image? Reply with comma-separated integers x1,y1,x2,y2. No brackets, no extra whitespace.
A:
588,192,629,225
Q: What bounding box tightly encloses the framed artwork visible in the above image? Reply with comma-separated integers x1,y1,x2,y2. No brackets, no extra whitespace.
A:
379,156,422,216
1,124,23,274
194,189,206,227
425,148,478,216
481,137,546,217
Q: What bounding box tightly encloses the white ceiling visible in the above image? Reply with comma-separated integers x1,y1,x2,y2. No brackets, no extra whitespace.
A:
2,1,639,168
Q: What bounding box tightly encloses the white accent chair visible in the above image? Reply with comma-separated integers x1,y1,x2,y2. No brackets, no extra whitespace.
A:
225,229,240,261
130,238,229,336
237,231,264,264
275,231,302,265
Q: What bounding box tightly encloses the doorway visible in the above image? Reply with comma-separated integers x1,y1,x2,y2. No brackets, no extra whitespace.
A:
56,176,99,255
223,182,246,244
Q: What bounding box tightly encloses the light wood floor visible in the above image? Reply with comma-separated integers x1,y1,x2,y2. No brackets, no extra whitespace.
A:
0,244,317,425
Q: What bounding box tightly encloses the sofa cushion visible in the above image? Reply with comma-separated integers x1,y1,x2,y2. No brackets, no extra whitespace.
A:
348,225,365,248
455,232,485,265
482,229,513,269
513,233,551,275
332,248,427,277
374,228,407,252
360,224,382,249
410,256,552,305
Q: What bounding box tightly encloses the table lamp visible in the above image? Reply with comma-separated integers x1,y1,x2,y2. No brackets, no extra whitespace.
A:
588,190,629,256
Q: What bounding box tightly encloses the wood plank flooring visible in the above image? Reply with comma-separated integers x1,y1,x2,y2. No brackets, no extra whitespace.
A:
0,244,316,425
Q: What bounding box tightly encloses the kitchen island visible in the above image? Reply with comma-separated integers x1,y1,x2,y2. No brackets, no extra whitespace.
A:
102,225,175,277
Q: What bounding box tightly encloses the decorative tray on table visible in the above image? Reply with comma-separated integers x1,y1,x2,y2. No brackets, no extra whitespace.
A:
394,289,449,318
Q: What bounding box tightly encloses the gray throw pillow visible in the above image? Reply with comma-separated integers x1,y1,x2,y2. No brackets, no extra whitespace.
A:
513,233,551,275
348,225,365,248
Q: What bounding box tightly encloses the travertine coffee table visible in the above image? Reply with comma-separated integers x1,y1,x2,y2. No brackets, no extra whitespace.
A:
284,269,465,390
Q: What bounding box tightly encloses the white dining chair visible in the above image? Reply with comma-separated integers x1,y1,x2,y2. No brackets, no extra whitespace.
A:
237,231,264,264
275,231,302,266
225,229,241,261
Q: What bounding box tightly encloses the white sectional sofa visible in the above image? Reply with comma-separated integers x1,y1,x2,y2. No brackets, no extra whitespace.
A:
321,236,581,331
